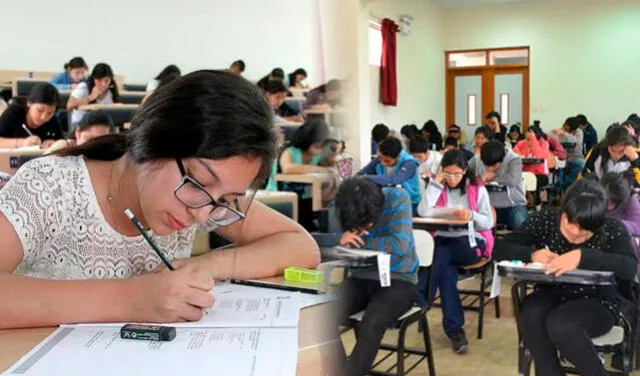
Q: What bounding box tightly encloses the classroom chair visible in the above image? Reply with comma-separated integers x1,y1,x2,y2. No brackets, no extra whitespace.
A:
13,79,47,97
346,230,437,376
522,171,538,210
515,282,640,376
119,92,144,105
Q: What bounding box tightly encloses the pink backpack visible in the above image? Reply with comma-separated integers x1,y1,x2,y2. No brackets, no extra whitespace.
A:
435,182,495,258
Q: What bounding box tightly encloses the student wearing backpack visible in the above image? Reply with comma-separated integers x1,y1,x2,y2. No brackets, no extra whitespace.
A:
417,149,495,354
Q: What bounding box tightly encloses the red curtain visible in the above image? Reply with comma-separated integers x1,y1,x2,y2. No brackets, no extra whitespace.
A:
380,18,398,106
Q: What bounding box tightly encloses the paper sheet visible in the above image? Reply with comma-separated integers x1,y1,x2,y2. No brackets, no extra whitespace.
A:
216,282,338,309
2,326,297,376
75,289,300,328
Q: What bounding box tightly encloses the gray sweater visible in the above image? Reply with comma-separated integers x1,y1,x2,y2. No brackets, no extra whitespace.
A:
468,150,527,208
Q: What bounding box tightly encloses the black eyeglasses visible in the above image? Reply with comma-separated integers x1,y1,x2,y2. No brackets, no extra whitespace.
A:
173,159,254,227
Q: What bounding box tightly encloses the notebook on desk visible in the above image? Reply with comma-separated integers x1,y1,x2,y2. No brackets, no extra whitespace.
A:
320,246,379,266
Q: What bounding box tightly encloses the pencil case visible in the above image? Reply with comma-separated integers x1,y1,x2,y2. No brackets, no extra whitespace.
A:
284,267,324,284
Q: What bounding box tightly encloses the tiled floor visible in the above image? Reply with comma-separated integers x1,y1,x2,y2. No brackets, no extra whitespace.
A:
340,278,640,376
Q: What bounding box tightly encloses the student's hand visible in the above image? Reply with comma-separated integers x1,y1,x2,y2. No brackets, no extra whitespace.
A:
434,170,445,184
421,171,432,180
543,249,581,277
481,171,496,182
340,231,368,248
453,208,471,220
285,115,304,123
88,85,108,102
531,248,558,264
130,265,215,323
525,130,536,141
474,147,481,155
40,139,55,149
552,129,564,135
18,136,41,147
624,145,638,161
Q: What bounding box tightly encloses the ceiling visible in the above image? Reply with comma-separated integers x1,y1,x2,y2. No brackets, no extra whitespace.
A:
431,0,545,7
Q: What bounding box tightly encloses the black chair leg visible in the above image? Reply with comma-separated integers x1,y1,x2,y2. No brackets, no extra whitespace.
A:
397,324,406,375
420,316,437,376
477,267,487,340
494,294,501,319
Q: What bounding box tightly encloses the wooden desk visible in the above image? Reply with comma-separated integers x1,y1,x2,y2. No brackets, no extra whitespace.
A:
78,103,140,111
0,296,340,376
412,217,470,231
275,173,334,211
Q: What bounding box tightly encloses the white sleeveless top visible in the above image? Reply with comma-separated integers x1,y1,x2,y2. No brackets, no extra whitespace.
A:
0,156,202,280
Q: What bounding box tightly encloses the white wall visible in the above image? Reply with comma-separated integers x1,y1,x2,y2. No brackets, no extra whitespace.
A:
364,0,446,134
1,0,325,85
443,0,640,136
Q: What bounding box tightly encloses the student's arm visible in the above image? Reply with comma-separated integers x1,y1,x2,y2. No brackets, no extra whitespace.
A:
417,179,444,216
357,158,379,176
192,201,320,279
493,157,523,188
617,199,640,238
312,232,342,247
66,84,93,110
0,106,40,148
361,190,414,261
529,137,549,159
557,130,577,143
512,140,527,156
363,160,417,186
279,149,329,174
473,186,494,231
574,129,584,151
578,221,637,280
493,213,540,262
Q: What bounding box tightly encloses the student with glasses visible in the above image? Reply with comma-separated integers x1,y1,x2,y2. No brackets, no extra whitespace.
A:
417,149,495,354
0,70,320,329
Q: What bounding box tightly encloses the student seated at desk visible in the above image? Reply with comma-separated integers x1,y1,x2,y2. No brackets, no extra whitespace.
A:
257,68,285,92
508,124,525,149
228,60,245,75
146,65,181,92
264,80,303,123
277,119,333,231
447,124,470,151
141,72,180,105
313,178,418,376
582,125,640,187
409,135,442,180
45,111,115,154
400,124,420,147
303,79,341,110
577,114,598,157
287,68,308,89
421,120,443,151
417,149,494,353
601,172,640,277
371,123,403,156
50,56,88,91
0,70,319,329
514,125,550,200
552,116,584,189
442,136,474,161
358,138,421,215
67,63,121,130
469,140,528,230
473,125,493,155
486,111,507,144
493,179,636,376
0,83,63,149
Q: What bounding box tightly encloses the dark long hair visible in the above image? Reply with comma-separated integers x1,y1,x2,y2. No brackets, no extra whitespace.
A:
86,63,120,103
421,120,443,150
440,149,477,194
58,70,276,185
287,68,307,87
64,56,88,70
154,65,181,80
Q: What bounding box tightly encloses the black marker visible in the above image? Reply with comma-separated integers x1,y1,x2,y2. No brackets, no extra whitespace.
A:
125,209,174,270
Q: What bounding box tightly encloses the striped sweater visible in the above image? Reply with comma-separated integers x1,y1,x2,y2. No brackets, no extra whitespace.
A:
314,187,419,284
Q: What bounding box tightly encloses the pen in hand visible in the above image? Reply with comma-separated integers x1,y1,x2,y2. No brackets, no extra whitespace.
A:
125,209,175,271
22,124,34,136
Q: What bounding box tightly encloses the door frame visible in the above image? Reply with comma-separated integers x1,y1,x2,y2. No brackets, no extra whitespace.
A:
445,47,530,131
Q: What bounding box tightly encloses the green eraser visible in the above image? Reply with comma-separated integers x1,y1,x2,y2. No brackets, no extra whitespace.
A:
284,266,324,284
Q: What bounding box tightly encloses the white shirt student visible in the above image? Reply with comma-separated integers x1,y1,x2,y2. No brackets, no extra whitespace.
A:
69,82,114,126
409,136,443,179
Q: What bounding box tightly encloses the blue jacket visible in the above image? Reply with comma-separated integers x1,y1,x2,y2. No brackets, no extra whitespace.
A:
313,188,418,284
50,72,74,91
582,123,598,156
358,150,421,205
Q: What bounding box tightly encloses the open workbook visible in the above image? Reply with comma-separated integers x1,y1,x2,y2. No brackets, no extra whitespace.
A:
2,285,304,376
